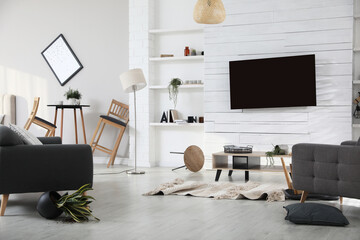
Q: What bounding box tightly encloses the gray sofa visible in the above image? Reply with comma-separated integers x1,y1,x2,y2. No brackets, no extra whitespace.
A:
0,125,93,216
292,140,360,201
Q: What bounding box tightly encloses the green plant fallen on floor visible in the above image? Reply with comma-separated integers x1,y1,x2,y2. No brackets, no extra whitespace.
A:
56,184,99,223
266,145,286,166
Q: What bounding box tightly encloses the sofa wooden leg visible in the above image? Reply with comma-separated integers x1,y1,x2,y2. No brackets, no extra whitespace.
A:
0,194,9,216
340,196,343,205
300,191,308,203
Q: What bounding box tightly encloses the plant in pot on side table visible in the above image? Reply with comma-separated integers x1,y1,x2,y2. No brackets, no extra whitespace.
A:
64,87,82,105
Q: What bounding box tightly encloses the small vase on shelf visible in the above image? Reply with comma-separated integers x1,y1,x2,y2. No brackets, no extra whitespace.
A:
184,46,190,56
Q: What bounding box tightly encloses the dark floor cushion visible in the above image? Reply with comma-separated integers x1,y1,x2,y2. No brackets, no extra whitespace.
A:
284,203,349,226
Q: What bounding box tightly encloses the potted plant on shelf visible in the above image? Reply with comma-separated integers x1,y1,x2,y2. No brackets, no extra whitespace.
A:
64,87,82,105
168,78,183,109
36,184,99,222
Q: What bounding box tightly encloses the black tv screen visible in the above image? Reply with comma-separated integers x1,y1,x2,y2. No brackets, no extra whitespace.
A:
229,54,316,109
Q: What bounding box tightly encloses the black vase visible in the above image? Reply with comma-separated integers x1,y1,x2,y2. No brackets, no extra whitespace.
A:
36,191,63,219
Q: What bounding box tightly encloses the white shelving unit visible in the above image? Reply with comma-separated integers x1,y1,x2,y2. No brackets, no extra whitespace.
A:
146,0,205,166
150,123,204,127
149,56,204,62
149,84,204,90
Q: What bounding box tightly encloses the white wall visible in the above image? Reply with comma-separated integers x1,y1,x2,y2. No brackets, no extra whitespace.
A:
203,0,353,166
0,0,130,164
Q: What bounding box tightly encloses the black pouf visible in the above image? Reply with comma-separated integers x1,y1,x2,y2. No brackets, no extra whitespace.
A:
36,191,63,219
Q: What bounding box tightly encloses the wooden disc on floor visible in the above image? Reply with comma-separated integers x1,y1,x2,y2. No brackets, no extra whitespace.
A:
184,145,205,172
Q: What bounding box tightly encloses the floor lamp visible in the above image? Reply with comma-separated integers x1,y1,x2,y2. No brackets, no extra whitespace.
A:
120,68,147,174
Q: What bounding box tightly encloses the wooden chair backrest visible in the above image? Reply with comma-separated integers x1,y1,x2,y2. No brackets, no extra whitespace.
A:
107,99,129,123
24,97,40,129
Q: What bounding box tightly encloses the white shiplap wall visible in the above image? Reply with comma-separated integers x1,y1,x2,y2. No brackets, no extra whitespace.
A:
203,0,353,165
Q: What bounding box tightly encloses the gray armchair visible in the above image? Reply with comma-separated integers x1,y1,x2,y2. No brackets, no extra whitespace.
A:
0,125,93,216
292,140,360,202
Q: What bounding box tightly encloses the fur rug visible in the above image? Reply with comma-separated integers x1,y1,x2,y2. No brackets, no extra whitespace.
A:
143,178,285,202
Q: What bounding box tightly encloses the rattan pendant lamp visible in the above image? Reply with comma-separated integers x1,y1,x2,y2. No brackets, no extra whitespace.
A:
193,0,226,24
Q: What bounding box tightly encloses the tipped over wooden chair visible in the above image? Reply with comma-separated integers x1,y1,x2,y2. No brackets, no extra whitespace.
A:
90,99,129,167
24,97,56,136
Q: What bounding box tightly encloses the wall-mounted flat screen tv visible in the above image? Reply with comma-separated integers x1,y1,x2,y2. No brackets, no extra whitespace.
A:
229,54,316,109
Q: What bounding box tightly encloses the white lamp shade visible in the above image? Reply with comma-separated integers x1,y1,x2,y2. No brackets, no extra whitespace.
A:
120,68,147,93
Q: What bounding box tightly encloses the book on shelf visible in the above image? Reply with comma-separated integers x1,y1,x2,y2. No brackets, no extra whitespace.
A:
166,109,179,123
158,109,181,123
170,109,179,122
160,54,174,58
174,119,187,124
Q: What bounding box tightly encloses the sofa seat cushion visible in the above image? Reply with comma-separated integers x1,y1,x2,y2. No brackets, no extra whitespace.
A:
284,203,349,226
9,124,43,145
0,125,24,146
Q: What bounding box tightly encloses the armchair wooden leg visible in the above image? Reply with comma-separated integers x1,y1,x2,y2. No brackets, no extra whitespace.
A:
340,196,343,205
300,191,308,203
1,194,9,216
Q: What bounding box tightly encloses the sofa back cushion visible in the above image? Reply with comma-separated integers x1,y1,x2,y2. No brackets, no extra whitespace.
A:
9,124,43,145
0,125,24,146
